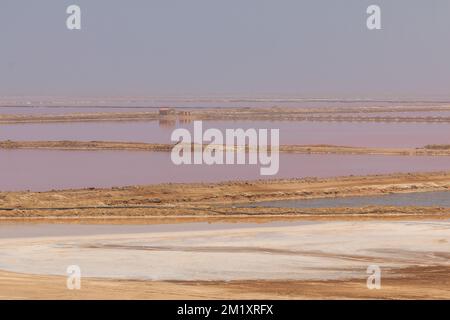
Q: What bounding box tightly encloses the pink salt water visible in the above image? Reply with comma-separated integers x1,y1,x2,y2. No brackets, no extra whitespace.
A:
1,120,449,148
0,149,449,191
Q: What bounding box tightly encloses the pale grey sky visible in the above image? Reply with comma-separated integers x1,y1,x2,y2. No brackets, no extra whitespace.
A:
1,0,449,99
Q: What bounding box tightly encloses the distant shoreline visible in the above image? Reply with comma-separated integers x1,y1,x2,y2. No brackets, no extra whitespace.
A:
1,105,450,123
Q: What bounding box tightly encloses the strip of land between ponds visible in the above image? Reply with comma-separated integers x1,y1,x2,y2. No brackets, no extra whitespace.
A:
1,140,450,156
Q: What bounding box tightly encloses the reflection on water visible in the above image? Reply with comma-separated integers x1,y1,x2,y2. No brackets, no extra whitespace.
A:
239,191,450,208
1,150,450,191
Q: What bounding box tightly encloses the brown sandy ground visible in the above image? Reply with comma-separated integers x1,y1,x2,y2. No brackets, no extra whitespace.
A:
2,213,450,225
1,172,449,220
1,140,450,156
1,207,450,221
0,140,174,152
1,105,450,123
1,266,449,299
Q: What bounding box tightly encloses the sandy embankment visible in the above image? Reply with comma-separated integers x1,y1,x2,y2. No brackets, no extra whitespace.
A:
1,172,449,220
0,140,174,152
1,140,450,156
1,105,450,123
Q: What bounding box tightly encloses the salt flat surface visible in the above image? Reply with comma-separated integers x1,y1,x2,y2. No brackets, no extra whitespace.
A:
0,220,448,281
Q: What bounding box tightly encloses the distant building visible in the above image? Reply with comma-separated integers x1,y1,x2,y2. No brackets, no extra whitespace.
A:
159,108,175,116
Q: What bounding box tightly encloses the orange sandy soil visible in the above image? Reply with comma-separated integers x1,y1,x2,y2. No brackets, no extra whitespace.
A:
1,265,449,299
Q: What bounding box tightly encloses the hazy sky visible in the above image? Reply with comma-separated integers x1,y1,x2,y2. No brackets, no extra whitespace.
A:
1,0,450,99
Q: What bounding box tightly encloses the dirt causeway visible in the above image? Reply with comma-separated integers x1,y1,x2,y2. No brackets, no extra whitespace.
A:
1,171,449,220
2,140,450,156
